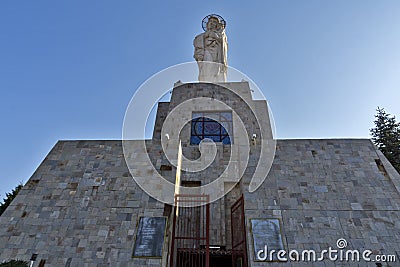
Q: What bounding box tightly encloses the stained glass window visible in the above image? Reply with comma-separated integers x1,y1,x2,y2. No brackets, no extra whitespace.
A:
190,112,233,145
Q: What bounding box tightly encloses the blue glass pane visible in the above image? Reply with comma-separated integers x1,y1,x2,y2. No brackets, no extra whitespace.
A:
205,113,220,121
221,112,232,121
191,118,203,135
192,112,203,119
221,121,231,132
222,135,231,144
191,120,196,134
204,121,220,135
204,135,221,142
221,124,229,135
193,120,203,135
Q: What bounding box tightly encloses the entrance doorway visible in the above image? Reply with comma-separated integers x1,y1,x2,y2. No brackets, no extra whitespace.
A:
170,194,247,267
170,194,210,267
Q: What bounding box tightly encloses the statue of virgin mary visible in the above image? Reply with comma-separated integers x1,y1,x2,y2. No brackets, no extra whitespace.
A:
193,15,228,82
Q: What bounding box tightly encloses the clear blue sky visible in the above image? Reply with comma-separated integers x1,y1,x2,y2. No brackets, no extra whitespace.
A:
1,1,400,199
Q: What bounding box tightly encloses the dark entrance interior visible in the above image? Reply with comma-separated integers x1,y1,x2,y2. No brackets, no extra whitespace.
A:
210,254,231,267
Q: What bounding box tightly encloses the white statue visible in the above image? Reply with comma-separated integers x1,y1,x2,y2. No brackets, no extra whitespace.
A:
193,15,228,82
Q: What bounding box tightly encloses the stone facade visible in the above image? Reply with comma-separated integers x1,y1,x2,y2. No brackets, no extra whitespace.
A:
243,139,400,266
1,82,399,266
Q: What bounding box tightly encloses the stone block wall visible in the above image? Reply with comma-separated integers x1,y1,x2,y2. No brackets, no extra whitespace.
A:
0,141,166,266
244,139,400,266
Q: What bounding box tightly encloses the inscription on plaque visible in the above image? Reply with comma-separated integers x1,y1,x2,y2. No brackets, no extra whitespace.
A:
250,218,284,261
132,216,167,258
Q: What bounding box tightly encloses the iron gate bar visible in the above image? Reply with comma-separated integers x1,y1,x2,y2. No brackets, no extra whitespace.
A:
170,194,210,267
231,195,248,267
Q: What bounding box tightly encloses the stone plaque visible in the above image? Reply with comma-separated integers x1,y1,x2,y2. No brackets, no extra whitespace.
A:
132,216,167,258
250,218,284,261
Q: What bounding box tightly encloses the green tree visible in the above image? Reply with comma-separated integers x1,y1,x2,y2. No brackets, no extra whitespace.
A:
0,183,23,216
370,107,400,173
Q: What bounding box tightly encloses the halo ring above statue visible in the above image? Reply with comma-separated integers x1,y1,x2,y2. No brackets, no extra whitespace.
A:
202,14,226,32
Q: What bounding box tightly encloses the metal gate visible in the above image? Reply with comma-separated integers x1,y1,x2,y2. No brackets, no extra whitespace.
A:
231,195,248,267
170,194,210,267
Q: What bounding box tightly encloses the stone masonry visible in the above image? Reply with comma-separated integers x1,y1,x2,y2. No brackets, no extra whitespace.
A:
0,82,399,266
